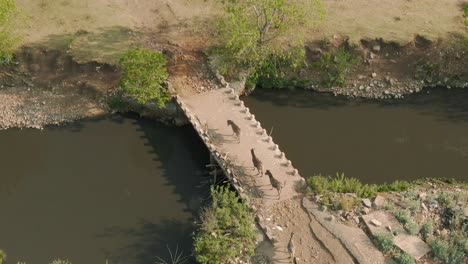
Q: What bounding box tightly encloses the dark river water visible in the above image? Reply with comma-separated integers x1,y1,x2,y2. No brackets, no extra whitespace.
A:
0,115,209,264
2,88,468,263
244,87,468,184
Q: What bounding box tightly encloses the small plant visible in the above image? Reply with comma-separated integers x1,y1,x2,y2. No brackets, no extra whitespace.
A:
421,220,435,239
430,239,449,261
119,48,170,106
377,180,411,192
395,209,411,225
155,245,190,264
464,3,468,27
0,249,6,264
307,174,329,194
393,252,415,264
374,232,394,253
314,47,360,87
405,221,420,235
50,259,72,264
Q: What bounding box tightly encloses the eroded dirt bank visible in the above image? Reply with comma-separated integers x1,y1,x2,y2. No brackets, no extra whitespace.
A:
0,47,119,130
302,35,468,99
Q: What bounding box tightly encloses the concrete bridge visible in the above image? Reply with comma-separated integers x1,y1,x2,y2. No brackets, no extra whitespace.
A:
174,84,386,264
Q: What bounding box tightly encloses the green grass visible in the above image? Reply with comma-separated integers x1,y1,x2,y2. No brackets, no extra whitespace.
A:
393,252,415,264
405,222,420,235
394,209,411,225
374,232,394,253
314,47,360,87
307,174,413,199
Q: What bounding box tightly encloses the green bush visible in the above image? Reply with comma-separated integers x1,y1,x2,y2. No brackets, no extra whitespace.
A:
405,222,420,235
307,173,377,198
374,232,394,253
193,186,256,264
395,209,411,225
314,47,359,87
119,48,170,106
377,180,411,192
421,220,435,238
393,252,415,264
307,175,330,194
430,238,466,264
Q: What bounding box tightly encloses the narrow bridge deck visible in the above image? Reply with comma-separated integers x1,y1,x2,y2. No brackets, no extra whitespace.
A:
178,87,304,208
175,86,385,264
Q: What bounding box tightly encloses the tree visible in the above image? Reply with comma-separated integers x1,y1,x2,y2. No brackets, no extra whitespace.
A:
193,186,256,264
119,48,170,106
0,0,20,63
216,0,325,80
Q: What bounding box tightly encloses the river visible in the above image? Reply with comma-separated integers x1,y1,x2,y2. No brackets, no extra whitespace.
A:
244,87,468,184
0,115,209,264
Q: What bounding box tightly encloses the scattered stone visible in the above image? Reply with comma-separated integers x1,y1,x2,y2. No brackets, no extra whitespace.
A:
365,86,371,92
464,207,468,217
421,203,428,211
359,85,364,90
394,234,430,260
362,198,372,208
418,192,427,200
371,72,377,78
371,219,382,227
353,216,360,224
362,211,403,237
384,90,390,95
372,195,385,209
361,207,370,215
372,45,381,52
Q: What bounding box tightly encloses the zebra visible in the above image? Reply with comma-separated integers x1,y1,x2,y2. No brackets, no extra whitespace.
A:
227,120,240,143
265,169,283,198
250,148,263,176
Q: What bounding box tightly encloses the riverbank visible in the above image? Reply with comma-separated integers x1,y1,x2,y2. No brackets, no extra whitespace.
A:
303,35,468,99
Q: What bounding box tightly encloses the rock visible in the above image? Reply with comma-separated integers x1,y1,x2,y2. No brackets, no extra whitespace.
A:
371,219,382,227
369,52,376,59
362,198,372,208
372,45,381,52
361,207,370,215
371,72,377,78
326,215,335,222
464,207,468,217
418,192,427,200
365,86,371,92
353,216,360,224
359,85,364,90
440,229,449,237
372,195,385,209
384,90,390,95
394,234,430,260
421,203,428,211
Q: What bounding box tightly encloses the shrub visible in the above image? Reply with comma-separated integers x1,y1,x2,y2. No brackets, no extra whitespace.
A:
430,239,449,261
119,48,170,106
374,232,394,253
307,175,329,194
314,47,360,87
193,186,256,264
393,252,415,264
405,222,420,235
395,209,411,225
421,220,435,238
377,180,411,192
